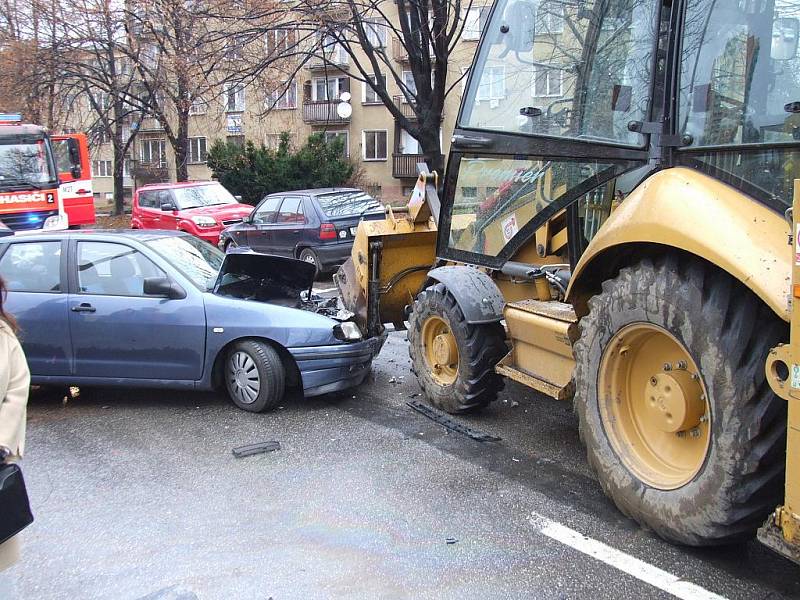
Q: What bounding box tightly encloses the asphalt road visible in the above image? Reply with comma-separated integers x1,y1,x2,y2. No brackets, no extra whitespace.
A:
5,286,800,599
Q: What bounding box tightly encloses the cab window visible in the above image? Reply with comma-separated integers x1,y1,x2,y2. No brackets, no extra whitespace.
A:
0,241,62,293
460,0,659,146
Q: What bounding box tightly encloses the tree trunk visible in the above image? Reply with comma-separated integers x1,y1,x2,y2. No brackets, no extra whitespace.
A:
112,153,125,216
417,123,443,176
174,110,189,182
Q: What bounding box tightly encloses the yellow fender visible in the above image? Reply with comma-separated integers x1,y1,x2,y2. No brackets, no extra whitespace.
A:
567,167,791,321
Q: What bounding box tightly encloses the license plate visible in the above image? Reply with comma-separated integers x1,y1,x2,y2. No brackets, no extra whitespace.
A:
350,227,358,236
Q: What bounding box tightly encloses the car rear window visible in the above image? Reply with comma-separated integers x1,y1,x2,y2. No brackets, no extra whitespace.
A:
316,191,378,217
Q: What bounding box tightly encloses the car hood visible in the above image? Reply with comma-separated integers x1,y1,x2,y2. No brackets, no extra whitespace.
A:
212,250,316,299
181,203,253,220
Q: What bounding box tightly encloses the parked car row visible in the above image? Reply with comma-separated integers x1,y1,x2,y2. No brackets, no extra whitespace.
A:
0,230,386,412
130,182,385,277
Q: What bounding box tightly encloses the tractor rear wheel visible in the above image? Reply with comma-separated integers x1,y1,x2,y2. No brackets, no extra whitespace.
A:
408,283,506,413
574,255,786,545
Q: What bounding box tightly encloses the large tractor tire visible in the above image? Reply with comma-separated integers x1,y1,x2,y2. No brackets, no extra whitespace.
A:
408,282,507,413
574,255,787,545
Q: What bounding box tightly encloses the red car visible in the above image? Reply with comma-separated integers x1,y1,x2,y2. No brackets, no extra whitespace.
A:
131,181,253,245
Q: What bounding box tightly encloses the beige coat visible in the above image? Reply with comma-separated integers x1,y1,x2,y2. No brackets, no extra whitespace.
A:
0,321,30,572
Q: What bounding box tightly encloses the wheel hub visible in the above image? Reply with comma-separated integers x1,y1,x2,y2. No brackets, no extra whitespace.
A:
432,333,457,367
421,315,460,386
646,370,705,433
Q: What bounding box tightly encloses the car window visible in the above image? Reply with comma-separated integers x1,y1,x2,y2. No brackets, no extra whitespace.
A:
316,191,378,217
77,241,165,297
276,197,306,224
145,235,224,290
253,196,282,225
0,241,61,293
138,191,158,209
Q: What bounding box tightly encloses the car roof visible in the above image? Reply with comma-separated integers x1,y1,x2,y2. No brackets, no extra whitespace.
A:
267,187,365,198
136,181,222,192
0,229,191,243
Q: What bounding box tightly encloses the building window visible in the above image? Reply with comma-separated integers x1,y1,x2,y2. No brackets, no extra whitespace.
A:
270,81,297,109
227,135,245,147
401,70,416,100
365,19,387,48
92,160,112,177
188,137,207,164
399,129,421,154
93,125,111,145
264,133,291,150
324,131,349,157
538,2,564,34
93,92,111,112
140,138,166,167
476,65,506,101
317,32,349,65
463,6,491,41
532,66,563,97
363,73,385,104
312,76,349,101
224,37,244,61
363,130,387,161
141,43,160,70
224,83,245,112
189,97,207,115
461,186,477,198
266,28,296,55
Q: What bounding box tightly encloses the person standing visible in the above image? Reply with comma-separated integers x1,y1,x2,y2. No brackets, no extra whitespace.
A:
0,275,31,585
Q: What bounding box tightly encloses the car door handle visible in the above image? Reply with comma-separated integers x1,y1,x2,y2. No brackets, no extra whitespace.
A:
71,303,96,313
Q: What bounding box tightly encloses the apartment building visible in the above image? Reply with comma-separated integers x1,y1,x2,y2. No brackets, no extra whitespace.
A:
78,3,503,205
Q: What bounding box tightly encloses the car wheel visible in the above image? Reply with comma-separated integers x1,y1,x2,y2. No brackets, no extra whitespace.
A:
225,340,285,412
299,248,321,278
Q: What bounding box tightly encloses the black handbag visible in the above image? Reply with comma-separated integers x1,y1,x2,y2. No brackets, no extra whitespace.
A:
0,462,33,544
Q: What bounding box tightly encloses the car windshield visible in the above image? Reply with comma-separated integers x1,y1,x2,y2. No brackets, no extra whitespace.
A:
172,184,238,210
145,235,224,290
316,191,378,217
0,139,56,187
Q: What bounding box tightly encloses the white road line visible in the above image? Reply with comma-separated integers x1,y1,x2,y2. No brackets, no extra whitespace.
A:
531,514,728,600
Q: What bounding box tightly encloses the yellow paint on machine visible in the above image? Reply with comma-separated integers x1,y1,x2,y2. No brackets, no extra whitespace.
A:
568,167,791,321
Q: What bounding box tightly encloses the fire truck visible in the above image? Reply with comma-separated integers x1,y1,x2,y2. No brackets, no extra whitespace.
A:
0,114,93,232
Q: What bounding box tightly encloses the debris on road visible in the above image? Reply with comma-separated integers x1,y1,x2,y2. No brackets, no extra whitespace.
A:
406,400,501,443
445,538,458,545
232,441,281,458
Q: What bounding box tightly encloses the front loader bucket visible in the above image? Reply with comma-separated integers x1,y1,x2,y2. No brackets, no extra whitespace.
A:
335,169,439,337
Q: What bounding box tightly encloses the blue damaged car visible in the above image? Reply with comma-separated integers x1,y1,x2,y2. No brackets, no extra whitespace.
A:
0,230,385,412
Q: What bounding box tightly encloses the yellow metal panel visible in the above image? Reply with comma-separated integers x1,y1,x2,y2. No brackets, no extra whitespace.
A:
568,167,791,320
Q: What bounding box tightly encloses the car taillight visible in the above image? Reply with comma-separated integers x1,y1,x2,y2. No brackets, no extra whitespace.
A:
319,222,337,240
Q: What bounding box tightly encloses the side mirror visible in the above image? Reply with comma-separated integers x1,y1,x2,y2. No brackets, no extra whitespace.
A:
70,165,82,179
143,276,186,299
161,202,177,212
773,17,799,61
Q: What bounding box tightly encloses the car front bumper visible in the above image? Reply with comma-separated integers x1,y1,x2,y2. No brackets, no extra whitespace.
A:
289,333,387,397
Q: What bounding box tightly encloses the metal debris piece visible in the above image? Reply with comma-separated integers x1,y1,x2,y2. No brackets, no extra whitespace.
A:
406,400,501,442
445,538,458,544
232,441,281,458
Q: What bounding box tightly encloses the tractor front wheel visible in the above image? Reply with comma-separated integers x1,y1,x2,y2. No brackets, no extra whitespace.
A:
408,283,506,414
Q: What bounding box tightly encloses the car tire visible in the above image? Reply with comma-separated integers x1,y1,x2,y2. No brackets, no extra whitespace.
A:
225,340,285,413
299,248,321,279
408,282,506,414
573,255,786,545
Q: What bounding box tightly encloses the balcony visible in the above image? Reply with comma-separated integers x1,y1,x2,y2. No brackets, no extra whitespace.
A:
392,96,418,120
137,117,164,132
307,50,349,71
303,100,350,124
393,38,410,63
392,153,425,178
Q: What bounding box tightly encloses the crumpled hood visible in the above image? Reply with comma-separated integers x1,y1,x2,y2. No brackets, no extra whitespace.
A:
212,250,316,300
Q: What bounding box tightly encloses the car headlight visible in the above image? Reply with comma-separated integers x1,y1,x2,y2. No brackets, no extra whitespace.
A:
333,321,362,341
191,215,217,227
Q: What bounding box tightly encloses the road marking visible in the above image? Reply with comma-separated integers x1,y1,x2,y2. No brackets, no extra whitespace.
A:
530,513,728,600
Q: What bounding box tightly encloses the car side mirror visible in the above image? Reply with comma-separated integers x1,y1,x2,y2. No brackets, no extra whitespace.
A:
161,202,177,212
143,276,186,299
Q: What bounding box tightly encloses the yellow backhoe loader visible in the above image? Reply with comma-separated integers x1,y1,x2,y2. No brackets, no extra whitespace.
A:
337,0,800,562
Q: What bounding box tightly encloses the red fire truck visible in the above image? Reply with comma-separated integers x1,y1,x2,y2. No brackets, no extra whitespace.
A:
0,114,93,232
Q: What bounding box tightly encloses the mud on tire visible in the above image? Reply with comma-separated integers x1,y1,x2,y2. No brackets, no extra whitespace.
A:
408,282,507,414
573,254,787,545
